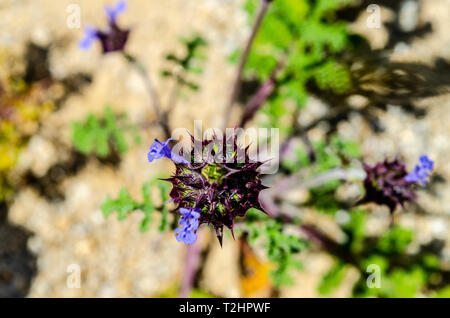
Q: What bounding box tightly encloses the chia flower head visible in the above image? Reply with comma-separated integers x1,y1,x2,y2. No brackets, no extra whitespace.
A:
79,0,130,53
362,155,434,213
148,131,268,245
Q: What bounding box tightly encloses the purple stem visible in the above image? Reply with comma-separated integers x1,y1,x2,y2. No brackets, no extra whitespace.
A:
123,53,171,139
260,168,366,216
240,79,275,127
222,0,272,129
178,233,202,298
239,57,285,127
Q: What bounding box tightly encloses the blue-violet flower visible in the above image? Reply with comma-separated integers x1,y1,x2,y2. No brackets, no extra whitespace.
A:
163,132,268,246
79,0,130,53
362,155,434,213
147,138,189,164
405,155,434,185
174,208,200,245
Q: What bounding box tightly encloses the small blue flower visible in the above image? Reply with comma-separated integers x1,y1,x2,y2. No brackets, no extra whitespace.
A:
419,155,434,171
79,26,98,50
405,154,434,185
174,208,200,245
147,138,189,164
78,1,129,53
174,227,197,245
147,138,172,162
179,207,200,228
170,152,190,165
104,0,128,23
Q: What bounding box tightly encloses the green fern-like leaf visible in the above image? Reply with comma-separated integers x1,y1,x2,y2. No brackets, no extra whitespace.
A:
71,106,139,158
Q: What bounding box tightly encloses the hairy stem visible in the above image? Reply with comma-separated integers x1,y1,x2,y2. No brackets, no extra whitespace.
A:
123,53,171,139
260,167,366,216
178,232,202,298
222,0,272,129
166,79,181,114
239,58,285,127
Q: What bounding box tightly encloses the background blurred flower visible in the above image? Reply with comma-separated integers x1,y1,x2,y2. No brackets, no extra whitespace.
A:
405,155,434,185
79,0,129,53
362,158,416,213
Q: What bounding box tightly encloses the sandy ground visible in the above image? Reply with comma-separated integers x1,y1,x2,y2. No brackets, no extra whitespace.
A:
1,0,449,297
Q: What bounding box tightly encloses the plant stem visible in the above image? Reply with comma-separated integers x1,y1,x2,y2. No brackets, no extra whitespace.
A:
222,0,272,129
166,75,183,115
260,167,366,216
239,57,285,127
178,233,202,298
123,53,171,139
280,110,316,163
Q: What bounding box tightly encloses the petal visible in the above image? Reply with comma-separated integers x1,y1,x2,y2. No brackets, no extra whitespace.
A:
179,208,190,215
170,152,190,165
419,155,434,171
147,152,155,163
405,173,418,183
184,231,197,245
115,0,128,14
174,228,184,242
147,140,170,162
190,211,200,219
104,1,127,23
162,137,172,146
179,215,190,226
79,26,97,50
188,219,199,231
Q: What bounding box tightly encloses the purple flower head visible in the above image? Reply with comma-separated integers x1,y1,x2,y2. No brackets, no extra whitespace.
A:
362,158,416,213
78,1,129,53
147,138,189,164
405,155,434,185
104,0,128,24
163,131,268,246
174,208,200,245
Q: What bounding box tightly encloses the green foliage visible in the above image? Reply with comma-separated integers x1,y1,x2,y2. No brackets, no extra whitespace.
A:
71,106,141,158
101,178,171,233
155,285,215,298
282,136,361,175
435,286,450,298
332,213,450,298
162,34,208,92
189,289,215,298
283,136,362,215
276,129,450,298
312,60,353,94
238,0,359,131
318,260,347,295
245,208,307,286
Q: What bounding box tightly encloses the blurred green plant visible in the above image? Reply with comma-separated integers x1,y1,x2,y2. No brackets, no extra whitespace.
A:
244,208,307,287
161,34,208,94
71,106,141,158
317,210,450,298
155,284,215,298
101,177,171,233
86,0,450,299
235,0,359,131
282,137,361,174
